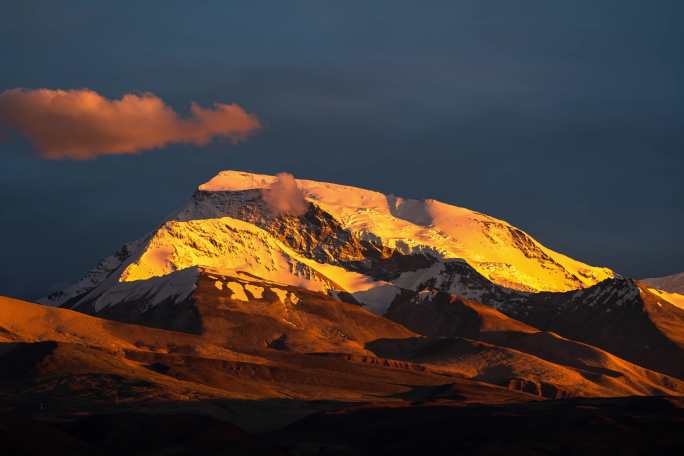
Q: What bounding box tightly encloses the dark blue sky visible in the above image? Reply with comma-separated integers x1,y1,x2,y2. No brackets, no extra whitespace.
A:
1,1,682,299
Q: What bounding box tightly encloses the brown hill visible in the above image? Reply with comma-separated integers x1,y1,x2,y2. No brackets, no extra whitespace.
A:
385,290,536,338
505,279,684,380
87,269,416,354
4,273,684,421
376,288,684,397
0,295,535,429
392,272,684,383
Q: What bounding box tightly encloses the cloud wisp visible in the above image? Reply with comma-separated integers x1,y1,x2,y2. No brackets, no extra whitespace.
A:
261,172,309,216
0,88,261,159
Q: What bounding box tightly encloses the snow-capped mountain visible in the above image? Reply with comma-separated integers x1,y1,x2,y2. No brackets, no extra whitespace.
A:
14,170,684,408
197,171,613,292
41,170,613,315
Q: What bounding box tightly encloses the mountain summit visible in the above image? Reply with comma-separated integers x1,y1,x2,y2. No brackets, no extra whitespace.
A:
42,170,613,314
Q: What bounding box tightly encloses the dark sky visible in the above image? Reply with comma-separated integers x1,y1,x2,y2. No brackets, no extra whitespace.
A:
1,1,682,300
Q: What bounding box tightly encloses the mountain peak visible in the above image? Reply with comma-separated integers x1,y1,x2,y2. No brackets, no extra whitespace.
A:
43,170,614,311
199,170,278,192
195,169,613,293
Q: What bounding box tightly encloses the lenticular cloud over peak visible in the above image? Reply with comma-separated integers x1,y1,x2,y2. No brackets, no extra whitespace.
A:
0,88,261,159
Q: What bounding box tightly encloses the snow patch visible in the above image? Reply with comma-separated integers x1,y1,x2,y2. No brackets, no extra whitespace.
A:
91,267,199,312
226,282,248,301
244,284,264,299
352,285,401,315
272,288,288,304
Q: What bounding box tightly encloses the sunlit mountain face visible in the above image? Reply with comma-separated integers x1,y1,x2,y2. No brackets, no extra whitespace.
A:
1,170,682,454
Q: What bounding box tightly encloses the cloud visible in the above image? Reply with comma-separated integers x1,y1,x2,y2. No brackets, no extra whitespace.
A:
261,172,308,216
0,88,261,159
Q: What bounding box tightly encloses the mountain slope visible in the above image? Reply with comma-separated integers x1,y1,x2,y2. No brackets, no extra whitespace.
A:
1,295,539,422
0,295,252,362
5,288,684,407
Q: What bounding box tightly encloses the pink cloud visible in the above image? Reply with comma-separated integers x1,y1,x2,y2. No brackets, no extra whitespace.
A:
0,88,261,159
261,172,309,216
